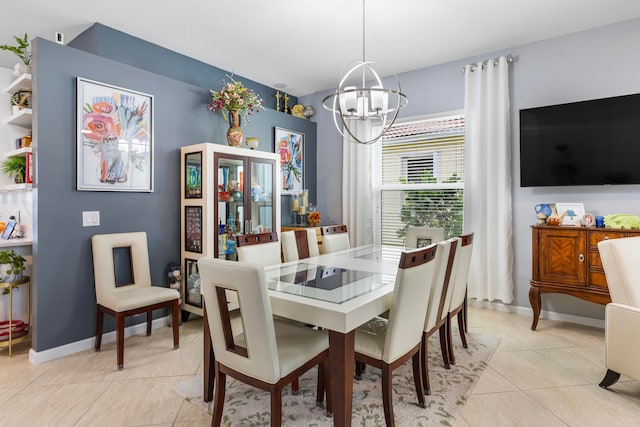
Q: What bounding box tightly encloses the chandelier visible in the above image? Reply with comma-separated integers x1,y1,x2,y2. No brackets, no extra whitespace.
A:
322,0,408,144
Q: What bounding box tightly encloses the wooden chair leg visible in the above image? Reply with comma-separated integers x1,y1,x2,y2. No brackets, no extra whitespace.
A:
457,311,468,348
381,365,395,427
421,332,431,395
439,324,450,369
291,377,299,394
116,312,125,370
412,351,426,408
271,387,282,426
317,361,325,407
212,363,226,427
146,311,152,336
95,306,104,352
171,300,180,349
446,315,456,365
355,361,366,379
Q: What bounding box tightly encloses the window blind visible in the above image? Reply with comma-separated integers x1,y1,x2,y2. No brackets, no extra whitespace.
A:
380,114,465,246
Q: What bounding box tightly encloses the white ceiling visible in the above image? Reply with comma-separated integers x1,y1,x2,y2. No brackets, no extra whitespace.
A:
3,0,640,96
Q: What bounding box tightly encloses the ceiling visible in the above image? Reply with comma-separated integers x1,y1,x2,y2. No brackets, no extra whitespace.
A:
3,0,640,96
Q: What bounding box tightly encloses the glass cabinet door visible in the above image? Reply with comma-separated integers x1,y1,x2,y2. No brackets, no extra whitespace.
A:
249,159,275,233
215,154,244,260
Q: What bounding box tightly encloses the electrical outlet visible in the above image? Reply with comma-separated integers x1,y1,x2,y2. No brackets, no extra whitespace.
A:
55,32,64,44
82,211,100,227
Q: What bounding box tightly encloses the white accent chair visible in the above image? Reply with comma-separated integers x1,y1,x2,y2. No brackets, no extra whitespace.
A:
198,258,331,426
405,226,445,248
281,229,320,262
353,244,438,426
320,225,351,254
446,233,474,365
91,232,180,369
236,231,281,265
596,236,640,388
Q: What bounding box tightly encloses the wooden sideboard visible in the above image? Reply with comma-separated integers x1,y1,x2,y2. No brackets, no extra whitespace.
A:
529,225,640,330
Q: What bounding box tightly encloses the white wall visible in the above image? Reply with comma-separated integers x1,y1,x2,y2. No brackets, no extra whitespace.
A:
301,18,640,321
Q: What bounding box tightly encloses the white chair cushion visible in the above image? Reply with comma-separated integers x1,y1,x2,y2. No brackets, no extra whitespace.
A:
100,285,179,312
354,317,388,359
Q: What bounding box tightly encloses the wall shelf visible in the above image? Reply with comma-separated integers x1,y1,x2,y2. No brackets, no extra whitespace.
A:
4,73,32,94
4,109,32,128
4,147,32,158
0,183,32,192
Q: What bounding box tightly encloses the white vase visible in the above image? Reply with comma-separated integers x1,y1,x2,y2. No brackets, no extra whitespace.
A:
0,264,22,283
13,62,30,77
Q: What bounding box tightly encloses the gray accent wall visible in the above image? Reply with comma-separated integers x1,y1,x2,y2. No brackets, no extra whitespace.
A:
301,18,640,322
31,29,315,352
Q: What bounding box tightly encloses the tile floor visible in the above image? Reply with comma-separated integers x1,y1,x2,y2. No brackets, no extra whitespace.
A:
1,307,639,426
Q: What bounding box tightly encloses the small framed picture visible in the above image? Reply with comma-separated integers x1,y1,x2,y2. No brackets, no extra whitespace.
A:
582,213,596,227
556,203,585,226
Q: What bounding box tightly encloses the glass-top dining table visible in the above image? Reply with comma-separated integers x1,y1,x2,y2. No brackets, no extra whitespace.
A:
203,245,403,426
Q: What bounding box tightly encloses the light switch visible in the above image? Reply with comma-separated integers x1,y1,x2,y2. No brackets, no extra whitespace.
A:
82,211,100,227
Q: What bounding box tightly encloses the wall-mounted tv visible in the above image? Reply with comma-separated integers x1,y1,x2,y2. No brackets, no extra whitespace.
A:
520,93,640,187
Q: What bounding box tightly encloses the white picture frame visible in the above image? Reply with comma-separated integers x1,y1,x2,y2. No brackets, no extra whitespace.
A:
556,203,585,226
77,77,154,192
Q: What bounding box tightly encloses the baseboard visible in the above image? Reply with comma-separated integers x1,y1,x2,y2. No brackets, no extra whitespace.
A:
28,315,171,365
468,300,605,329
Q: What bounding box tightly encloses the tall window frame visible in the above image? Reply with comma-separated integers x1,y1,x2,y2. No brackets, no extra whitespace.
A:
377,111,465,246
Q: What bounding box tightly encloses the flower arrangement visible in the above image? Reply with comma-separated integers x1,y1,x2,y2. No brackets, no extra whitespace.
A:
208,76,264,121
308,211,321,226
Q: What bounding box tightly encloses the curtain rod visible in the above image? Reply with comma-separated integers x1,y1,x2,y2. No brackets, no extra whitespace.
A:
462,54,518,73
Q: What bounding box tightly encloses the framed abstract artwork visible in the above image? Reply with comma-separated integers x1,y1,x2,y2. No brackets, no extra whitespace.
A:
275,127,303,194
77,77,154,192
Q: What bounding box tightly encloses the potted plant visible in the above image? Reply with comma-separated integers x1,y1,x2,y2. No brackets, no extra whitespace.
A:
0,249,26,285
0,156,27,184
0,33,31,74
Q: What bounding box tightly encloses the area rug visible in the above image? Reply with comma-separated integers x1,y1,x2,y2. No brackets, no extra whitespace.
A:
174,331,499,426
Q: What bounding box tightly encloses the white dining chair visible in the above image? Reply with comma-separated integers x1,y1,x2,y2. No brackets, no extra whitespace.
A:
405,226,445,248
420,238,457,393
198,257,331,426
353,244,438,427
91,232,180,369
445,233,474,365
281,229,320,262
320,224,350,254
235,231,281,265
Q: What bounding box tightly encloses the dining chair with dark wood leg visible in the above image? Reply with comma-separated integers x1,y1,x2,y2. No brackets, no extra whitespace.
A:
199,257,331,426
353,244,438,427
445,233,474,365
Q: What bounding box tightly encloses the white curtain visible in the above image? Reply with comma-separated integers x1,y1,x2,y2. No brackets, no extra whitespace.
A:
342,121,381,247
464,56,514,303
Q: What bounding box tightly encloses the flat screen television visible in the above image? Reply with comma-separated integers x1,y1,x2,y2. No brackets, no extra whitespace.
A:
519,93,640,187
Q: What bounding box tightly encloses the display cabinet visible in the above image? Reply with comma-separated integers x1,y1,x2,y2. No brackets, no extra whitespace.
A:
180,143,280,319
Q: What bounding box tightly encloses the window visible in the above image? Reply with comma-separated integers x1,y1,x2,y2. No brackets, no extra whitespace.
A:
378,113,465,246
